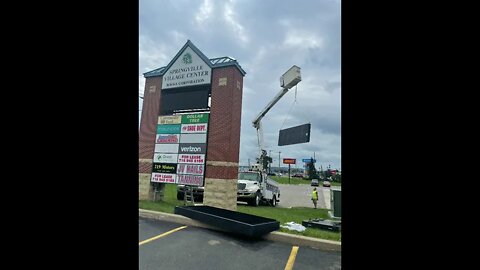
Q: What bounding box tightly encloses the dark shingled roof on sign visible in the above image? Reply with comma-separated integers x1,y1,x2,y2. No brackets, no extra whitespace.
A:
143,40,246,78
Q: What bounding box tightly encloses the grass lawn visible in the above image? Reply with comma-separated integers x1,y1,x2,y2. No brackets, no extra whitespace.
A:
270,176,310,185
139,184,341,241
270,176,341,187
330,181,341,187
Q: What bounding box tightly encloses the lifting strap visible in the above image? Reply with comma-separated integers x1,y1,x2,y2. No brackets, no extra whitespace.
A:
280,85,311,130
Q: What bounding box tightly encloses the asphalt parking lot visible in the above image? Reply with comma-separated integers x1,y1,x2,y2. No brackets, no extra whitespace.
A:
139,217,341,270
277,184,330,209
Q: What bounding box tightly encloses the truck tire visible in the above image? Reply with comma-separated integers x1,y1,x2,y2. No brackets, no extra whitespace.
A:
271,195,277,207
177,192,184,200
249,192,261,207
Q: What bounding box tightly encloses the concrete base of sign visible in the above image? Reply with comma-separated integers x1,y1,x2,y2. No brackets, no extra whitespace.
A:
203,178,237,211
139,173,154,200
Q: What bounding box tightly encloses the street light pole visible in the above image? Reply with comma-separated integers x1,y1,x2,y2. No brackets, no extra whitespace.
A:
269,150,272,174
278,151,281,174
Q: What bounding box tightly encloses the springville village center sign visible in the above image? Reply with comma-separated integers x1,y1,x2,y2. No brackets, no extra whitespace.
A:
162,46,212,89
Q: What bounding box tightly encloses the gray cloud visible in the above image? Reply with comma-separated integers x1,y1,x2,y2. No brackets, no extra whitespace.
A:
140,0,341,170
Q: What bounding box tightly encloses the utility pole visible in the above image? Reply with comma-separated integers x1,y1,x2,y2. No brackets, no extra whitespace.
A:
278,151,281,174
269,150,272,174
248,158,250,168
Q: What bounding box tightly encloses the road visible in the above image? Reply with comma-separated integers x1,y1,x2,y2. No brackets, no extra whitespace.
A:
139,217,341,270
277,184,330,209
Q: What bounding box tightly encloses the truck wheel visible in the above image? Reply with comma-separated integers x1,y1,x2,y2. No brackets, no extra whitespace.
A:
254,193,261,206
271,195,277,207
177,192,184,200
249,192,261,206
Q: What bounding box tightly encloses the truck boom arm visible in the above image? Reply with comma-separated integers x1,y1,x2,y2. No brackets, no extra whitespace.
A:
251,66,302,172
252,87,290,129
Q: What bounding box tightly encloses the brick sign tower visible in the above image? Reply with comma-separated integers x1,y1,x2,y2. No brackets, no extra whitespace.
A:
139,40,245,211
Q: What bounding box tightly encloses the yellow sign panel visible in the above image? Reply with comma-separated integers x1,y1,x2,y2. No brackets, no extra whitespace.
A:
158,115,182,125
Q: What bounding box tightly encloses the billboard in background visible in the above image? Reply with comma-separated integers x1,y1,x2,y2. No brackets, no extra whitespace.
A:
283,158,296,164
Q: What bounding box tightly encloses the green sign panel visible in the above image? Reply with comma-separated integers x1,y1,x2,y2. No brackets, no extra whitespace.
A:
181,113,209,124
157,124,181,134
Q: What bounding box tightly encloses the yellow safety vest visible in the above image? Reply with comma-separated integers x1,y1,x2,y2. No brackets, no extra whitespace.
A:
312,190,318,200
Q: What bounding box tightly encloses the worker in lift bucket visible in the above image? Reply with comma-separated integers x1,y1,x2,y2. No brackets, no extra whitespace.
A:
311,187,318,209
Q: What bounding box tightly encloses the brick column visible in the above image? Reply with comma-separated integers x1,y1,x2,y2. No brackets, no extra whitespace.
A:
203,66,244,210
139,76,162,200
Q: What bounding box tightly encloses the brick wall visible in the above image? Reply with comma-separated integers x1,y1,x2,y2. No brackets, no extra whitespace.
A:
139,76,162,199
203,66,244,210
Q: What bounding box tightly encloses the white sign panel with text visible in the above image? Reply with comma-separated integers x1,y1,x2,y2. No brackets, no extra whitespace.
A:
151,173,177,183
154,143,179,153
177,154,205,164
180,133,207,143
181,123,208,134
153,153,178,163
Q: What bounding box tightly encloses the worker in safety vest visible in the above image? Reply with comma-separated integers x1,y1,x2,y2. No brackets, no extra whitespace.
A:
311,187,318,209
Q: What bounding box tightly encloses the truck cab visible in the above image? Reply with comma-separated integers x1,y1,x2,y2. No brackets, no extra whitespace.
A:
237,166,280,207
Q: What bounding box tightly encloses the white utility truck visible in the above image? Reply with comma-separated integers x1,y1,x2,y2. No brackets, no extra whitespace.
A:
237,65,301,207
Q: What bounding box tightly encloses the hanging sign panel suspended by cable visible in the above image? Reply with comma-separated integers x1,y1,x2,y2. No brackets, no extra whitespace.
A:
278,123,311,146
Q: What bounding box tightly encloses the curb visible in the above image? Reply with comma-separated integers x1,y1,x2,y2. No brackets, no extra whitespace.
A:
139,209,341,252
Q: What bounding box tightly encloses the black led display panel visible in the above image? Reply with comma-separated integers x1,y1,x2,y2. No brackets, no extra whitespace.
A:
278,123,311,146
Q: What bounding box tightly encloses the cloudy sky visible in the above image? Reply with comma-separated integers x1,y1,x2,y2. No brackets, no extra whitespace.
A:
139,0,341,171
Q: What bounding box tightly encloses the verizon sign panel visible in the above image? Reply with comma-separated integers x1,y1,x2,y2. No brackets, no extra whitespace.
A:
151,113,209,186
178,143,206,154
162,46,212,89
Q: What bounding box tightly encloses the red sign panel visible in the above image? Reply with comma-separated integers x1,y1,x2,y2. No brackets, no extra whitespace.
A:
177,164,204,175
283,158,296,164
177,174,204,186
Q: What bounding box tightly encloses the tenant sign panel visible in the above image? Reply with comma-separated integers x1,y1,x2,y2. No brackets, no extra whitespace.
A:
151,113,209,186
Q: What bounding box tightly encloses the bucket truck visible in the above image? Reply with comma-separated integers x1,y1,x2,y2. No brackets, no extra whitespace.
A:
237,65,301,206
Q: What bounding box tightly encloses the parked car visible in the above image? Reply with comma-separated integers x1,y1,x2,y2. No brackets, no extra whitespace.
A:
322,181,331,187
177,185,204,201
311,179,319,186
292,173,304,178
